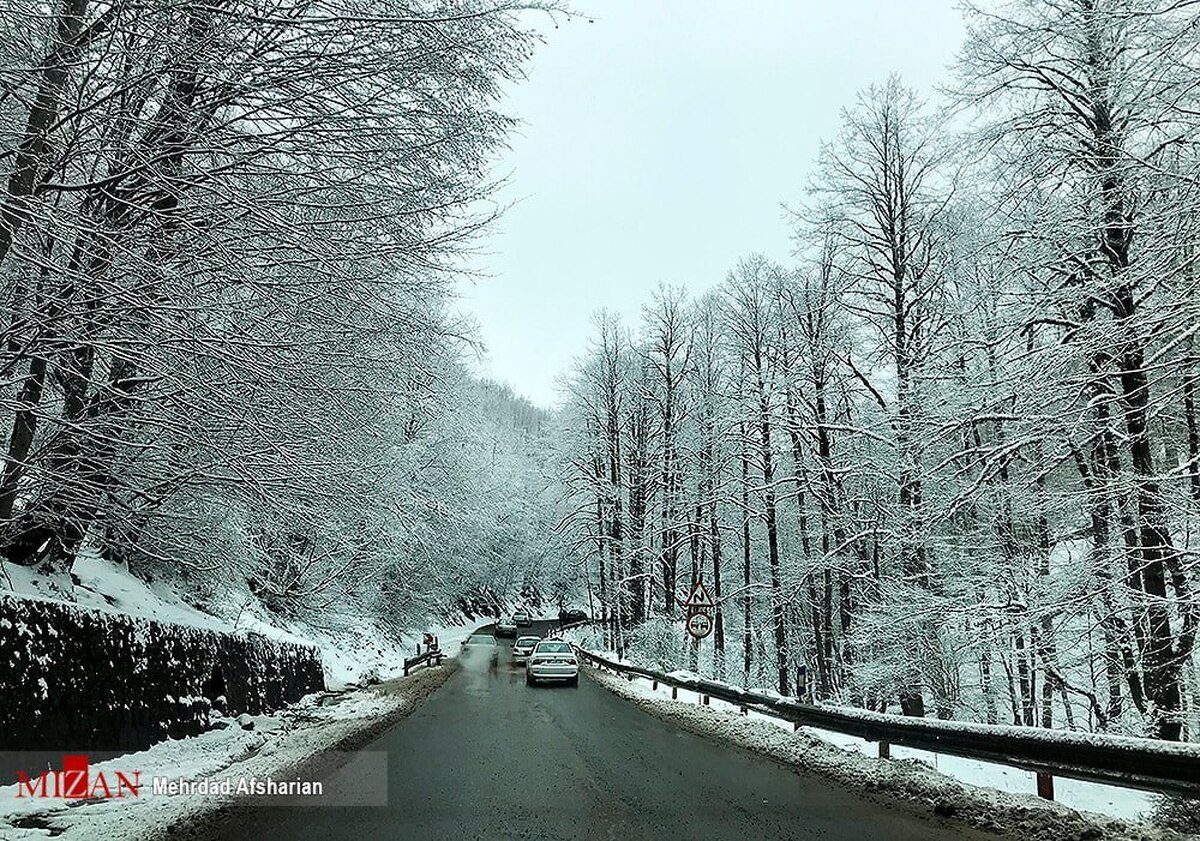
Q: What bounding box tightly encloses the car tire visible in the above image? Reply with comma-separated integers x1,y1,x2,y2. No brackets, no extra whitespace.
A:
568,676,578,687
526,674,535,687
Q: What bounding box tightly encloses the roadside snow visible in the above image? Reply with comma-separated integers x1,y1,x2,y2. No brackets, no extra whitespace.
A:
2,553,230,632
0,664,454,840
1,552,482,689
790,723,1156,822
590,662,1180,835
587,666,1181,841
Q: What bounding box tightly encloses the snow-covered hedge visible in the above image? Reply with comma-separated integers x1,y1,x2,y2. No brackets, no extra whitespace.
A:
0,594,324,754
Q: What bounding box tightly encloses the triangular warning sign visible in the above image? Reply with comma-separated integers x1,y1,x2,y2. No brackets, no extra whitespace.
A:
683,581,714,609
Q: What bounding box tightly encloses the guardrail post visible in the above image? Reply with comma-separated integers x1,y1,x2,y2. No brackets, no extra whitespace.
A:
573,647,1200,797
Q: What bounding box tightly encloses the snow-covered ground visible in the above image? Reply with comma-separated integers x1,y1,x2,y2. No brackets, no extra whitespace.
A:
564,628,1174,830
0,551,497,840
595,667,1155,821
586,666,1182,841
1,551,482,689
0,664,454,840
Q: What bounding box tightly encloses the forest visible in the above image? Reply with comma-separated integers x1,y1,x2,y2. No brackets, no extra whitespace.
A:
3,0,1199,747
553,0,1200,742
0,1,560,644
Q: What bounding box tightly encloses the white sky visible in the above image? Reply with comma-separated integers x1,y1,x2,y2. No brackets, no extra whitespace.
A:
457,1,965,407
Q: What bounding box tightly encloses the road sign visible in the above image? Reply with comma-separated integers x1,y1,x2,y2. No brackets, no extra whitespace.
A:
683,581,714,610
686,612,713,640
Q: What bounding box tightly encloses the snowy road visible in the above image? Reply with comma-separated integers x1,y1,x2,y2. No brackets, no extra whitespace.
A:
198,620,996,841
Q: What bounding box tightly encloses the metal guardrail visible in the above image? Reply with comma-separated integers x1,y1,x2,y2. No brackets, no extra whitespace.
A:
538,617,589,642
403,645,444,676
575,647,1200,799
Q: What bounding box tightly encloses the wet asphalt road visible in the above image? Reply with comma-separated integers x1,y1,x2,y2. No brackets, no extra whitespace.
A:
214,620,992,841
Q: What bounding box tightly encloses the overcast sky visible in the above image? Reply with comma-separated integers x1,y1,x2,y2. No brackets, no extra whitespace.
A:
457,1,965,407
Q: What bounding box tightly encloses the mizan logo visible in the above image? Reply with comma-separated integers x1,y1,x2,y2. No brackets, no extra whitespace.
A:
16,755,142,799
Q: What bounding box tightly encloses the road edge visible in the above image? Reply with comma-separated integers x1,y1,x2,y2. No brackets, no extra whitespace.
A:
154,660,459,841
584,665,1187,841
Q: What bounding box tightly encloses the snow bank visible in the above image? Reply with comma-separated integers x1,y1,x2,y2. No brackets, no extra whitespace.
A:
2,552,483,690
586,667,1184,841
0,663,455,840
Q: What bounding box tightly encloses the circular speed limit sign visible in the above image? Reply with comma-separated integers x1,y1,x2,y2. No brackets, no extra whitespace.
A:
686,611,713,640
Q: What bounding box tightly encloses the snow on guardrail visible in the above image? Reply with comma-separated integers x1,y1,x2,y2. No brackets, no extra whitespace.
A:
573,645,1200,800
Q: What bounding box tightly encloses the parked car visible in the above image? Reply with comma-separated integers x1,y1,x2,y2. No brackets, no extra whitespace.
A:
513,611,532,627
496,617,517,637
511,635,541,663
525,640,578,686
461,633,498,667
558,609,588,625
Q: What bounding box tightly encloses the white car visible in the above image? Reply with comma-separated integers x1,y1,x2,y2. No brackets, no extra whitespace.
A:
525,640,578,686
513,611,532,627
496,617,517,637
460,634,499,668
511,635,541,663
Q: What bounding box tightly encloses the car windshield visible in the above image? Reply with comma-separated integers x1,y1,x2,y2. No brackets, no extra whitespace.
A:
535,642,570,654
516,637,539,647
466,636,494,646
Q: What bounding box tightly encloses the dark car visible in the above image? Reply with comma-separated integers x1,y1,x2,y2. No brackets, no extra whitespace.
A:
558,609,588,625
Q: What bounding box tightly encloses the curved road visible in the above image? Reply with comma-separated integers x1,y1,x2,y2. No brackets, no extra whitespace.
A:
212,620,994,841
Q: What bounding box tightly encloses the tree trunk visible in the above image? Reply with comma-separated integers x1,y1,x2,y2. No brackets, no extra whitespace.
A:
981,615,998,725
1183,336,1200,505
626,403,649,624
740,421,753,687
0,0,96,269
1015,625,1034,726
594,454,610,651
710,487,725,679
756,367,789,696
